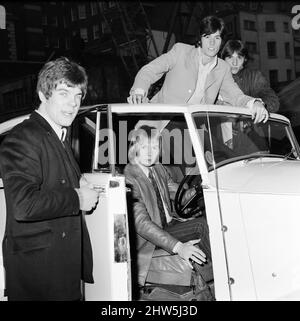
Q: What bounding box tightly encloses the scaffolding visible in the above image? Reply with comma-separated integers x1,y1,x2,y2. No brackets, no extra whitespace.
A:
97,1,159,80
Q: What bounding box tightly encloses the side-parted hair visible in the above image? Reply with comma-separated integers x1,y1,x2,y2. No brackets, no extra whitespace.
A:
128,125,161,164
195,15,226,47
36,57,88,100
221,39,249,66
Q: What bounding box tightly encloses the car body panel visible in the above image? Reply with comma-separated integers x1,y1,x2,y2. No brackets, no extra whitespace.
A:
0,178,5,301
239,193,300,300
1,103,300,301
208,159,300,194
83,173,131,301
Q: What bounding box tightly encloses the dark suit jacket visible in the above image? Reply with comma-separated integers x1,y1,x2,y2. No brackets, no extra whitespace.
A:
232,68,280,113
0,111,93,301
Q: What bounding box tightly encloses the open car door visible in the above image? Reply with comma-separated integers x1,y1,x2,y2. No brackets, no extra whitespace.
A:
77,105,131,301
0,178,5,300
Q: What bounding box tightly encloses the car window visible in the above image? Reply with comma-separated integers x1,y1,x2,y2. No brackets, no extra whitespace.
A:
193,113,300,169
71,112,108,173
92,112,197,178
0,133,8,179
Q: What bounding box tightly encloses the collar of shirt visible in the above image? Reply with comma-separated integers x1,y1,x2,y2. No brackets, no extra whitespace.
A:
197,47,218,71
36,109,64,141
187,48,218,104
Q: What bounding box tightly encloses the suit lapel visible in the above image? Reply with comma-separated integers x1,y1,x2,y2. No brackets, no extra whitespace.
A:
63,138,81,179
204,58,221,91
185,46,199,84
31,111,81,182
152,166,172,215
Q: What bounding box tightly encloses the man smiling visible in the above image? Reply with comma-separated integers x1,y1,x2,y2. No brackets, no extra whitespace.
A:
0,57,99,301
128,15,269,124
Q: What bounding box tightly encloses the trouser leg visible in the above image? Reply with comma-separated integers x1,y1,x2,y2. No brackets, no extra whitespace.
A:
165,217,213,282
165,216,212,261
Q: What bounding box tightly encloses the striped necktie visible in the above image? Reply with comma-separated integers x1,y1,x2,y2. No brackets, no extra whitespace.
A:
148,167,167,228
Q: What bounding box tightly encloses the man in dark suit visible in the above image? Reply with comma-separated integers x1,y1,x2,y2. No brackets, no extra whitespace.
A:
0,57,99,301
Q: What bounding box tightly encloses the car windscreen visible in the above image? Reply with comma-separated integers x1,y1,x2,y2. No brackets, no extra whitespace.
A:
193,113,300,170
93,112,197,176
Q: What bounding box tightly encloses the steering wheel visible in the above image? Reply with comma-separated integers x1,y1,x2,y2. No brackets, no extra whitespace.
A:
174,174,205,218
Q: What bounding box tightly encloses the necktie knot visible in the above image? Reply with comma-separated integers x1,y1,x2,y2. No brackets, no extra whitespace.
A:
61,128,67,142
148,167,154,180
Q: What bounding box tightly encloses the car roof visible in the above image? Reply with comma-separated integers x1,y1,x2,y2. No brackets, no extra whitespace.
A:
0,114,30,135
0,104,290,135
107,103,290,123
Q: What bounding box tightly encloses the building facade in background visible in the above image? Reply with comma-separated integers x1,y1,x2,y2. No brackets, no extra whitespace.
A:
0,1,299,118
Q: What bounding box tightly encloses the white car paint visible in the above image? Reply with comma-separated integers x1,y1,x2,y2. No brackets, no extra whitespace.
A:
1,104,299,301
83,173,131,301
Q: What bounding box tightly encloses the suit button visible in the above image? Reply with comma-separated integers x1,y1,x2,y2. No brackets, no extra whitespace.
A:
62,232,66,238
61,179,66,184
188,89,192,93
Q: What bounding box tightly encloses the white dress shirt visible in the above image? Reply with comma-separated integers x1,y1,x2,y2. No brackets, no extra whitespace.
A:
36,109,66,142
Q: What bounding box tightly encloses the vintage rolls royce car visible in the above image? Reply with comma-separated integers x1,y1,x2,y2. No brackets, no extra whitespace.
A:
1,103,300,301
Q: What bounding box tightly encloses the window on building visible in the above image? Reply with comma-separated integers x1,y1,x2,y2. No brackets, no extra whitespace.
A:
285,42,291,58
45,36,49,47
53,37,59,48
102,21,110,34
108,1,116,8
295,47,300,56
78,4,86,19
91,2,98,16
3,89,26,111
42,15,47,26
283,22,289,33
93,24,100,40
245,41,257,54
265,21,275,32
226,21,233,33
71,7,76,21
80,27,88,42
249,2,258,10
244,20,255,31
51,16,58,27
269,70,278,84
65,37,70,50
287,69,292,81
279,2,288,11
63,16,67,28
267,41,277,58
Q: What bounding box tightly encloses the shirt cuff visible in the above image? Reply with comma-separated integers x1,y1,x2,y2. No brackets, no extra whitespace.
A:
172,241,183,254
74,188,83,209
133,88,145,96
246,98,263,109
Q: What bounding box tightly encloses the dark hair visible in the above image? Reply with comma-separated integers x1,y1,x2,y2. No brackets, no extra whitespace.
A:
195,15,226,47
221,40,249,66
36,57,88,100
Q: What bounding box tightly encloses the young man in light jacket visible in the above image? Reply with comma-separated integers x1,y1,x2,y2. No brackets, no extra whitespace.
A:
128,15,269,124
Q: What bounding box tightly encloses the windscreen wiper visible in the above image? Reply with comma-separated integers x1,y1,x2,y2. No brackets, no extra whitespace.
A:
78,104,108,116
283,148,299,160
